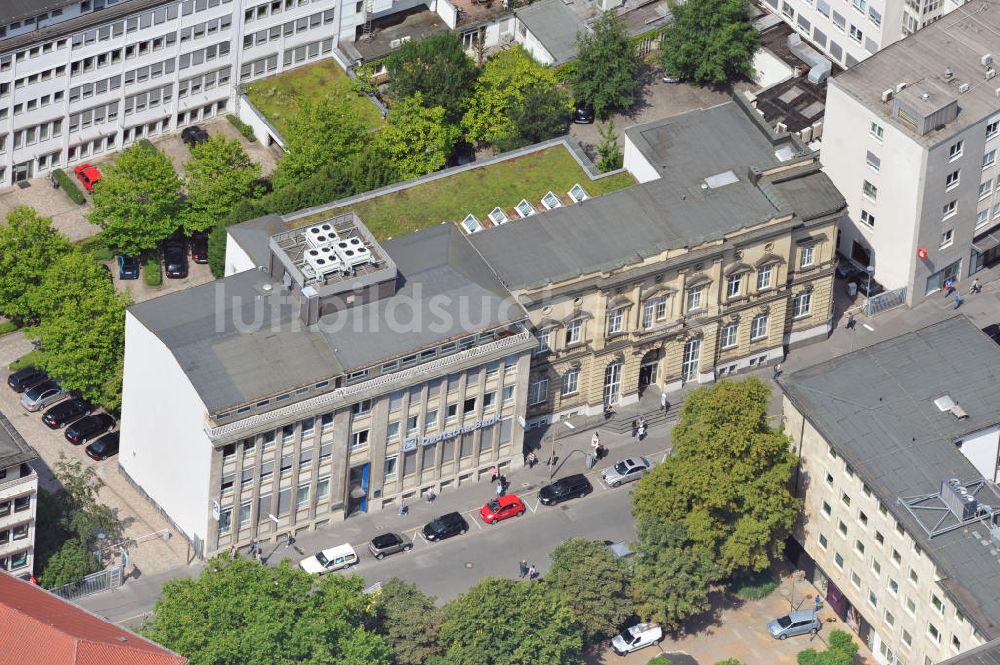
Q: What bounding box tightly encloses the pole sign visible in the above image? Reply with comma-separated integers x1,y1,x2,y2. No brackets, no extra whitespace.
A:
402,415,501,451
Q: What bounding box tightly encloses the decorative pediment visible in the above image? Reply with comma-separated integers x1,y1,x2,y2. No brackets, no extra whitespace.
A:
606,293,633,309
755,253,785,268
560,309,594,324
641,284,677,299
723,262,753,277
796,233,828,245
535,317,560,330
685,273,712,289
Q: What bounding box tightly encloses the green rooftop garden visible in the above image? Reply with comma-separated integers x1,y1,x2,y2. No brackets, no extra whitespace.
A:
244,59,384,136
290,145,635,239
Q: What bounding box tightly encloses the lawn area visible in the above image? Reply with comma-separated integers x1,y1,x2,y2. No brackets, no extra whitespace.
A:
244,59,384,135
291,145,636,240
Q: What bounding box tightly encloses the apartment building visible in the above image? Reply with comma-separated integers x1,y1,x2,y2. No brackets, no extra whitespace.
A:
120,212,535,556
761,0,963,69
822,2,1000,306
468,101,845,424
0,408,39,579
781,316,1000,665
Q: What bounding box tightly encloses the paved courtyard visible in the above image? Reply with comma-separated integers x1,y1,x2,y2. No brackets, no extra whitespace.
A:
152,114,280,178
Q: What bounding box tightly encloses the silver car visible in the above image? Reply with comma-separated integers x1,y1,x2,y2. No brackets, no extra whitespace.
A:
768,610,821,639
368,532,413,560
20,380,64,412
601,457,652,487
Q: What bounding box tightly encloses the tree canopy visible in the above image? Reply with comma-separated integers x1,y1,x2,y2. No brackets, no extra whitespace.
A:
385,32,478,122
372,93,459,180
183,134,261,235
369,578,443,665
143,558,390,665
87,142,183,256
572,11,640,119
439,577,582,665
272,96,368,189
632,378,799,577
0,206,71,323
495,84,569,153
660,0,759,86
545,538,633,644
797,630,859,665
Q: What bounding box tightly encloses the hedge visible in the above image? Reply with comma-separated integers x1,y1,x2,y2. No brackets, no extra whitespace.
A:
143,256,162,287
226,114,256,142
52,169,86,205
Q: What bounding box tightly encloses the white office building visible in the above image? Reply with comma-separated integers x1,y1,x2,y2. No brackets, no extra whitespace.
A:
0,409,38,579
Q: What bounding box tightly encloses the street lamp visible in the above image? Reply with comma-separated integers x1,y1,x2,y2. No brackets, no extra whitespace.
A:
864,265,874,314
548,421,575,479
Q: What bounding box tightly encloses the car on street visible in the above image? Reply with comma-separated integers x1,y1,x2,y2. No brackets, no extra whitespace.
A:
299,543,358,574
422,512,469,541
538,473,593,506
573,101,595,124
65,413,116,445
601,457,652,487
768,610,821,639
7,367,47,393
479,494,526,524
163,239,188,279
368,532,413,559
662,74,682,83
42,398,93,429
20,380,64,411
181,125,210,147
85,431,120,461
190,231,209,264
118,255,141,280
74,163,101,191
611,622,663,655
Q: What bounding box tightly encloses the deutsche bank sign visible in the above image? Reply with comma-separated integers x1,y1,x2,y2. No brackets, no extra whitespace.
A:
402,415,501,452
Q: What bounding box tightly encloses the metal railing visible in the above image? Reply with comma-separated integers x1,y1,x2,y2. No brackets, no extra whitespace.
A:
51,564,124,601
863,286,907,316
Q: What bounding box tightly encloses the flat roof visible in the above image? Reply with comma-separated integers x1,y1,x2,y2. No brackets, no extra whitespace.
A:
516,0,587,65
832,2,1000,146
781,316,1000,639
0,408,36,469
939,638,1000,665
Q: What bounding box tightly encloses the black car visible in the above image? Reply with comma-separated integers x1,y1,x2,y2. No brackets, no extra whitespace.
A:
7,367,47,393
538,473,593,506
573,101,594,124
85,431,120,461
65,413,116,445
118,255,140,280
163,239,188,279
422,512,469,542
42,398,93,429
190,231,209,264
181,125,210,147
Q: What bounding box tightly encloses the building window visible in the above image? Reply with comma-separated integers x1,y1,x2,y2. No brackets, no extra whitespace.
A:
321,413,333,430
859,510,868,527
726,273,744,298
750,313,768,340
950,140,964,159
12,524,28,541
720,323,738,349
386,421,400,440
866,150,880,171
757,265,773,290
351,399,372,416
822,500,832,516
838,520,848,536
296,483,310,510
406,415,419,435
940,229,954,249
606,308,624,335
686,286,704,311
863,180,878,200
502,385,514,404
529,379,549,405
928,624,940,643
218,508,232,534
855,539,865,555
800,246,816,268
945,169,960,190
315,476,330,502
350,430,369,450
643,297,667,328
445,403,458,422
239,501,251,527
383,457,397,480
463,398,477,414
851,571,862,588
561,369,579,396
793,292,812,318
834,552,844,568
980,179,993,198
888,578,898,595
942,200,957,219
984,149,997,169
988,119,999,140
565,319,582,345
871,558,881,575
870,121,884,140
535,330,550,354
902,629,912,647
932,594,944,613
953,635,961,651
818,533,828,549
860,209,875,227
909,568,919,584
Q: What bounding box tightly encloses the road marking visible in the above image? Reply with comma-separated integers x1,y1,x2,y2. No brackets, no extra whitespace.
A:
863,323,875,331
527,499,539,513
470,514,483,529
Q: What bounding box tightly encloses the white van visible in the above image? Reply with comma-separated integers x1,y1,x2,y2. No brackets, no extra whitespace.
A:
299,543,358,575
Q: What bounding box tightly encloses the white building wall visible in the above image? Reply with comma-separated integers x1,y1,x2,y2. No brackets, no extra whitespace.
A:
120,311,214,547
623,132,660,183
225,230,257,274
515,23,554,66
0,465,37,577
957,426,1000,483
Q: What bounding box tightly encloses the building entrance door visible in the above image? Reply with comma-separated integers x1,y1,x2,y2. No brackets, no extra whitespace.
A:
603,360,622,406
12,161,31,184
681,338,701,383
346,463,370,516
638,349,660,396
925,260,961,295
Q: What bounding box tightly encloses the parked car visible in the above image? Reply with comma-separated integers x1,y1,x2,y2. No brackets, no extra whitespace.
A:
422,512,469,542
601,457,652,488
74,163,101,191
7,367,47,393
299,543,358,574
662,74,682,83
181,125,210,147
20,380,64,411
538,473,593,506
118,255,141,280
479,494,526,524
573,101,595,124
768,611,821,640
85,432,120,461
368,532,413,559
190,231,209,264
42,398,93,429
611,622,663,655
163,239,188,279
65,413,116,445
602,540,634,559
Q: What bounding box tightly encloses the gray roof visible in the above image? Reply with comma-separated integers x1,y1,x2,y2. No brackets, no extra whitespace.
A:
0,408,37,469
0,0,78,26
831,3,1000,147
227,214,286,267
516,0,587,65
939,639,1000,665
131,224,525,413
780,316,1000,639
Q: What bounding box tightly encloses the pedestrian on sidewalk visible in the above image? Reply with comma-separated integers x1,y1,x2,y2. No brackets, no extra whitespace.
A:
772,363,782,380
846,312,856,330
229,543,237,558
630,419,638,438
955,292,963,309
971,277,982,294
249,539,259,556
591,431,601,458
399,499,408,516
660,391,668,414
637,417,647,441
490,465,499,483
519,560,528,578
944,278,955,297
496,481,504,497
526,451,537,468
527,564,537,580
255,549,264,565
814,595,822,614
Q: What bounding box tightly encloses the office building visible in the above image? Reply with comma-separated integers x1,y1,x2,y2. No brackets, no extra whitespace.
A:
0,408,38,579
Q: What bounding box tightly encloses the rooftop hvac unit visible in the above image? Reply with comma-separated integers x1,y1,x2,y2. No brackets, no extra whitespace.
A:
331,236,372,269
941,478,979,521
305,223,340,249
390,38,402,49
304,245,346,278
983,53,994,67
959,82,970,94
881,88,894,102
988,69,997,80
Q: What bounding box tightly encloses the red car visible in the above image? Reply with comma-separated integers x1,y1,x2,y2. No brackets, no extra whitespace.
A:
479,494,526,524
74,163,101,191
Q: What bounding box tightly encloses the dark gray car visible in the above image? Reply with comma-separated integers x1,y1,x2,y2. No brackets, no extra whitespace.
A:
368,532,413,559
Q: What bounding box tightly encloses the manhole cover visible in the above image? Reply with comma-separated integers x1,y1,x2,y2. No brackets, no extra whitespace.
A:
464,562,474,569
560,505,570,511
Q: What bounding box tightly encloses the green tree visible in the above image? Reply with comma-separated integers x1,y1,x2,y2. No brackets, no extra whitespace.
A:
87,142,183,256
143,557,390,665
632,378,799,577
716,659,748,665
495,84,569,152
439,577,582,665
660,0,759,86
385,32,478,122
572,11,640,119
53,456,125,546
371,94,459,180
273,96,368,189
546,538,633,644
462,45,560,146
38,538,101,589
797,630,858,665
369,578,443,665
597,120,623,172
0,206,71,323
183,134,261,235
632,519,719,630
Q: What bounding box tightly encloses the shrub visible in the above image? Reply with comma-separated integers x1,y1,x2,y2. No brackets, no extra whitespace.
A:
729,570,780,600
52,169,86,205
143,256,162,287
9,348,44,371
0,320,17,336
226,114,256,142
649,656,673,665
